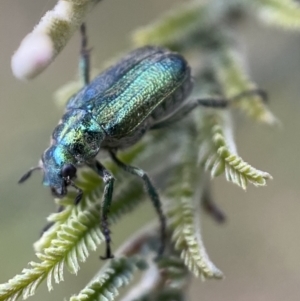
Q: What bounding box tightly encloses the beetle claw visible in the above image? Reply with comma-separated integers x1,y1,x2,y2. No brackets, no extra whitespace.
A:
100,245,114,260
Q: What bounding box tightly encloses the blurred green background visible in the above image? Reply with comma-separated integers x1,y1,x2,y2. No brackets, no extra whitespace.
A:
1,0,300,300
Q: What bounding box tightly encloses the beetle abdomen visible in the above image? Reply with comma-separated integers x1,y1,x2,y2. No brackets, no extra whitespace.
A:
150,70,193,121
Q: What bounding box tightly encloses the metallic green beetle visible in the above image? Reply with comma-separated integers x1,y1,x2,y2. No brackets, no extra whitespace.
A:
19,25,263,259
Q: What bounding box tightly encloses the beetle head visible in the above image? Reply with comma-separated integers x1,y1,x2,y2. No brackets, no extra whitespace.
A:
19,145,83,204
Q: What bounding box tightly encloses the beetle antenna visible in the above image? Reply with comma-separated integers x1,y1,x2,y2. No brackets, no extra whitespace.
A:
70,181,83,205
18,166,41,184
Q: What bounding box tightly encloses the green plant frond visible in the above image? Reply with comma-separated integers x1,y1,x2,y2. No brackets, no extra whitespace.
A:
0,197,104,301
120,255,189,301
197,111,272,189
248,0,300,29
131,1,206,48
211,47,277,125
33,169,104,252
39,177,144,273
165,133,223,279
118,263,160,301
1,181,144,301
166,194,223,279
0,174,147,301
69,256,147,301
156,256,190,288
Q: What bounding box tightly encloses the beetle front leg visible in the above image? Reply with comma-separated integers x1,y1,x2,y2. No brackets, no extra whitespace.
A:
79,23,90,86
109,151,166,257
88,160,115,259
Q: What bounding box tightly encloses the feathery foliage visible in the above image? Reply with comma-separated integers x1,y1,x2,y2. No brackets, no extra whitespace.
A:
165,131,223,279
119,255,190,301
197,111,272,189
70,256,148,301
4,0,299,300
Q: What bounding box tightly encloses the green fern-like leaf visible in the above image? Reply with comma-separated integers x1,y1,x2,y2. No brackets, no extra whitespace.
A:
166,194,223,279
70,256,148,301
165,132,223,279
156,255,190,288
197,111,272,189
33,170,103,252
0,176,146,301
0,196,104,301
121,256,189,301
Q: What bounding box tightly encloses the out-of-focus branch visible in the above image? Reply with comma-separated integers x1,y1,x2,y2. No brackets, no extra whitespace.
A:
11,0,101,80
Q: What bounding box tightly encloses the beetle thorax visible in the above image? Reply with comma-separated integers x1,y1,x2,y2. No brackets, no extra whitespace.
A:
51,109,105,162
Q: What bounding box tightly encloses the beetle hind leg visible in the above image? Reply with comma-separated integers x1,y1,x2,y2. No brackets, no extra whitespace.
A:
151,88,267,130
109,151,166,257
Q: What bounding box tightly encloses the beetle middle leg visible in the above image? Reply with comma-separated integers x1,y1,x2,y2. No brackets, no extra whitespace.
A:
88,160,115,259
151,89,267,130
109,151,166,257
201,184,226,224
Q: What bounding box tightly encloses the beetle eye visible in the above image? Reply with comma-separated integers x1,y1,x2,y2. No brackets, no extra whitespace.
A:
61,164,77,178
